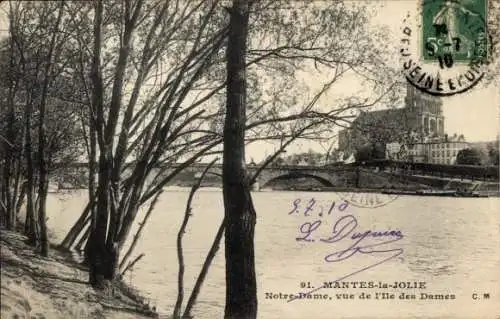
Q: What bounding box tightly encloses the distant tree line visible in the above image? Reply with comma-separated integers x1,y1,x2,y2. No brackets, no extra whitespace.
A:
271,149,327,166
456,143,499,166
353,141,499,166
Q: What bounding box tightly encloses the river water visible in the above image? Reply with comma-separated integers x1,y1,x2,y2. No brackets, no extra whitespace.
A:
47,188,500,319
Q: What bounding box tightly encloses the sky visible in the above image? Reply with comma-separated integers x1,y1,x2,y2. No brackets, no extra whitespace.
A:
248,0,499,162
371,0,499,143
0,1,498,164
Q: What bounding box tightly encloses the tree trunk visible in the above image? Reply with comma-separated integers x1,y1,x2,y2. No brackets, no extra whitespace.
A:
1,159,13,229
24,93,37,246
86,0,117,287
88,98,97,242
1,21,19,230
59,203,91,249
114,190,142,251
355,167,360,188
12,157,24,227
75,223,91,252
223,1,257,318
1,118,13,229
183,217,225,318
88,154,115,287
118,191,161,272
36,1,65,257
37,182,49,256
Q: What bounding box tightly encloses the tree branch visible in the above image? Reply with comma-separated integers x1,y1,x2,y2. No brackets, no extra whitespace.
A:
173,159,217,318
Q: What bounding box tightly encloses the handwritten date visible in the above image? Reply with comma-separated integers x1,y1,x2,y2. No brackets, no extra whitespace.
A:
288,198,349,217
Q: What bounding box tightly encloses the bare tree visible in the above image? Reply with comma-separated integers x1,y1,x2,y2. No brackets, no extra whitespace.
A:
37,0,396,291
36,1,66,257
1,2,85,250
0,24,23,231
74,0,230,287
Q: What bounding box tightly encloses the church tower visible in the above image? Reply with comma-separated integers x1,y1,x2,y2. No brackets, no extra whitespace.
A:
405,83,444,138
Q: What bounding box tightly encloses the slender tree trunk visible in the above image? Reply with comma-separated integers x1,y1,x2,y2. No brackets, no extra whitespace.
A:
0,100,7,227
88,153,114,286
1,0,35,233
121,253,144,277
24,93,37,246
183,217,225,319
16,182,27,228
12,152,24,227
37,183,49,256
1,17,19,230
223,1,257,318
355,166,360,188
79,109,96,264
115,186,143,251
119,190,161,272
24,188,30,233
87,101,97,254
59,203,91,249
1,158,12,229
75,224,91,252
173,161,215,318
36,1,65,257
2,138,13,229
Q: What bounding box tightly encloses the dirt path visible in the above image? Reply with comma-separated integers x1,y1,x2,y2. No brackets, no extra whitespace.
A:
0,229,158,319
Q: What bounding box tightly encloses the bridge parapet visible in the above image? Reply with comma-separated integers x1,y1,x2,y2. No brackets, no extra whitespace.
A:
167,162,336,171
56,162,356,189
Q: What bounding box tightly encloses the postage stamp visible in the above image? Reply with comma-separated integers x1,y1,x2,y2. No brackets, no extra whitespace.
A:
400,0,492,96
422,0,488,64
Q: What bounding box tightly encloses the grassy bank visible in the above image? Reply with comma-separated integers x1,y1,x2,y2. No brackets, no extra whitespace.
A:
0,228,158,319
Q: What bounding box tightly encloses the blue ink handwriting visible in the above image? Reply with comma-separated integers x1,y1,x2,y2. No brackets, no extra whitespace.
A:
288,198,349,217
289,215,404,302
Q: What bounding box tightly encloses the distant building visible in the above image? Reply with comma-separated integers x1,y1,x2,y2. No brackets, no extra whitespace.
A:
339,83,449,162
385,142,403,160
387,135,469,164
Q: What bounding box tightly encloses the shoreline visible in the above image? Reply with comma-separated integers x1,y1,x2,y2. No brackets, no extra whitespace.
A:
0,228,158,319
271,187,500,197
53,184,500,197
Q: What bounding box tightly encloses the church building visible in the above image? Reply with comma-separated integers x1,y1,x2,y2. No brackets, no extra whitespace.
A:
338,83,446,159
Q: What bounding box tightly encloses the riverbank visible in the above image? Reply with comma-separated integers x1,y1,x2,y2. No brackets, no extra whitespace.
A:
0,228,158,319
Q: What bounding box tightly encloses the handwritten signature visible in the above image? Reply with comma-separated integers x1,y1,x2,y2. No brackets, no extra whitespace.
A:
289,214,404,302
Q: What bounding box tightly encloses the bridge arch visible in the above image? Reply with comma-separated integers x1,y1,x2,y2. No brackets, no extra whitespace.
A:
258,171,335,189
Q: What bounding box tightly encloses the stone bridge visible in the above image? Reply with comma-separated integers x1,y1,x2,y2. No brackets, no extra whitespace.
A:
56,160,499,190
57,163,356,190
165,163,355,189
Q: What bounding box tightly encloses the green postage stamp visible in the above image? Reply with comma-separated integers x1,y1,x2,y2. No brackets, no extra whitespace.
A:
422,0,488,65
401,0,492,95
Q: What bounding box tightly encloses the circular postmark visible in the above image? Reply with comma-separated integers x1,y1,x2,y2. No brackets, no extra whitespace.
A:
400,0,493,96
337,191,398,208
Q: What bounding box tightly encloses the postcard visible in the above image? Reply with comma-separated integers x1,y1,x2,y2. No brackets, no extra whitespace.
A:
0,0,498,319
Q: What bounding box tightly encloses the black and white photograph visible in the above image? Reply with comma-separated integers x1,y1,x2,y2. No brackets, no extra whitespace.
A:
0,0,499,318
